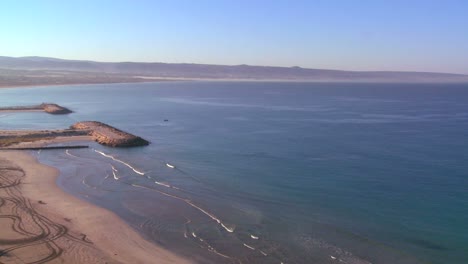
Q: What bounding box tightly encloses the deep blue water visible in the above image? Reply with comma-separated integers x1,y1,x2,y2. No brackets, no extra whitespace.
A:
1,82,467,263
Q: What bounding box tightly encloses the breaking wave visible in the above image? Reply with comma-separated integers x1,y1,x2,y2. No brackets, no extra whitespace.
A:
94,149,145,175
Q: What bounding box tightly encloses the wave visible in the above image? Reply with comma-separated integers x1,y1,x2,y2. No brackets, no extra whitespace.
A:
243,243,255,250
130,184,235,233
186,230,232,259
82,176,97,189
155,181,171,188
185,200,235,233
94,149,145,176
65,149,79,158
111,166,120,180
250,234,259,240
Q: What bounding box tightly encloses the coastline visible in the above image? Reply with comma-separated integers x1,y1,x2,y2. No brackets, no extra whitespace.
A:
1,78,468,90
0,150,191,264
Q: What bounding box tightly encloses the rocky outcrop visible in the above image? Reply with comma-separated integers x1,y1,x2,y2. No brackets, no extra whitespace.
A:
0,103,72,114
40,103,73,114
71,121,150,147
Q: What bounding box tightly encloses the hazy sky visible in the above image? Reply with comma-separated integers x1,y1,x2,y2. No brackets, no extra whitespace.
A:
1,0,467,74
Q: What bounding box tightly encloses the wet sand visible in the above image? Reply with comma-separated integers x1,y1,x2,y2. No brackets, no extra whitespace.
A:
0,151,191,264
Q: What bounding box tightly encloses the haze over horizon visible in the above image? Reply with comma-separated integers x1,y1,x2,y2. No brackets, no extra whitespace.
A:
1,0,468,74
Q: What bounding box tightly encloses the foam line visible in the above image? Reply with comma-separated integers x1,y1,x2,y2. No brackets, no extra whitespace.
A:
112,170,120,180
94,149,145,175
131,184,235,233
243,243,255,250
155,181,171,188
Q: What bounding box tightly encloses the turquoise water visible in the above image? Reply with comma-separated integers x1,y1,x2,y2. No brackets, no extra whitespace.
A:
1,82,467,263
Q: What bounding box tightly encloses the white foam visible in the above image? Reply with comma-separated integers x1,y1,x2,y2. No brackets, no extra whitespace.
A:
112,170,119,180
81,176,98,189
260,250,268,256
130,184,234,233
110,165,120,180
94,150,145,175
186,200,235,233
155,181,171,188
220,223,235,233
191,232,197,238
65,149,79,158
250,234,259,240
331,256,337,260
207,245,232,259
166,163,175,169
243,243,255,250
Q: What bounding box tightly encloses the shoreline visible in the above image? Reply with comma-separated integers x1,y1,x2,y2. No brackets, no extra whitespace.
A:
2,78,467,90
0,150,191,263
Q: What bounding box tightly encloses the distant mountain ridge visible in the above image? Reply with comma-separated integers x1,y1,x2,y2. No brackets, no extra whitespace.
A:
1,56,468,82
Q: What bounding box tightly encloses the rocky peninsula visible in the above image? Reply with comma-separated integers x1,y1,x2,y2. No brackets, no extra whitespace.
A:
71,121,150,147
0,122,149,148
0,103,149,148
0,103,73,114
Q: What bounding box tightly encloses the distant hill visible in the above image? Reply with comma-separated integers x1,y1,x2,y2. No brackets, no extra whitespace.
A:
1,56,468,83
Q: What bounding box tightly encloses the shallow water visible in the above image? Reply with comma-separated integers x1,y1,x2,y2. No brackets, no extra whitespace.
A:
1,82,467,263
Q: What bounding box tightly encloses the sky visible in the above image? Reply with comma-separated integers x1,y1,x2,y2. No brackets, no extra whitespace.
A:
1,0,467,74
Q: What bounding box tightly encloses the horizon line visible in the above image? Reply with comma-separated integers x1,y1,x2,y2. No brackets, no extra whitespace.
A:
2,55,467,76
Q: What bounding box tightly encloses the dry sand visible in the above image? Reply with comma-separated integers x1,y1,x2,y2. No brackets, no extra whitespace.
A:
0,151,191,264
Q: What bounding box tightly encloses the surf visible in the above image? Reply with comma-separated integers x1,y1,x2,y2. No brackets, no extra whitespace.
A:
94,149,145,176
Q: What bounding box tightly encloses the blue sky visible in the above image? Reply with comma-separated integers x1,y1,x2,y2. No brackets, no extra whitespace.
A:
1,0,467,73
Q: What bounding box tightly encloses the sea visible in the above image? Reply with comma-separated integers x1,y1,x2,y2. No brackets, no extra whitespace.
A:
0,81,467,264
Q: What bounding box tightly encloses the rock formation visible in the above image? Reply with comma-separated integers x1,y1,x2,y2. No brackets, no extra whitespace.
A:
71,121,150,147
0,103,72,114
40,103,73,114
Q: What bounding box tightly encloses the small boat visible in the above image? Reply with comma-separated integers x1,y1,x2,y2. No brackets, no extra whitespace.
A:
166,163,175,169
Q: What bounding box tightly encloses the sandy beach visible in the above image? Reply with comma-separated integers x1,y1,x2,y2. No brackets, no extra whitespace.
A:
0,150,191,264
